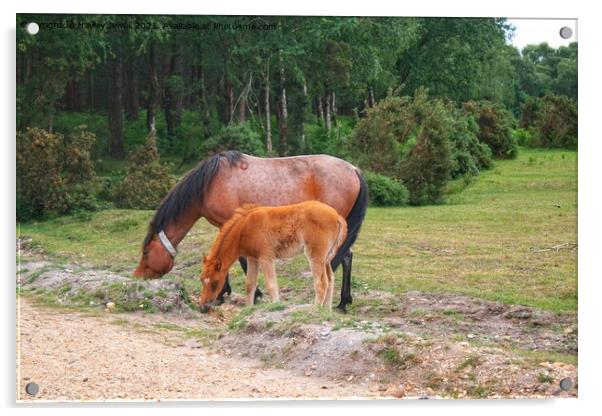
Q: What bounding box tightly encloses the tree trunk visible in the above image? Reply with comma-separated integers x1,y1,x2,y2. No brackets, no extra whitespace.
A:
196,55,211,137
325,91,332,134
264,60,272,154
317,95,324,125
300,81,308,149
107,54,125,159
277,53,288,156
164,42,184,141
146,42,159,135
123,57,140,120
237,72,252,123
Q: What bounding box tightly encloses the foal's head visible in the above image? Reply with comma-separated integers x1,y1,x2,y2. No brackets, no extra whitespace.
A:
198,254,228,312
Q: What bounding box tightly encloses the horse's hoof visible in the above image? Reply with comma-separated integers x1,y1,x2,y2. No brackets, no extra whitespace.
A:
336,304,348,314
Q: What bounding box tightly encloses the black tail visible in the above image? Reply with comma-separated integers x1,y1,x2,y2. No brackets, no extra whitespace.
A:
331,170,368,271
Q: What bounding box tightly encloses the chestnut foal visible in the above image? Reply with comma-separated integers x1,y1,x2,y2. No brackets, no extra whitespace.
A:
198,201,347,312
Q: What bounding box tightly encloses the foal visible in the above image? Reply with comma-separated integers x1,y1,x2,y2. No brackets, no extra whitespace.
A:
198,201,347,312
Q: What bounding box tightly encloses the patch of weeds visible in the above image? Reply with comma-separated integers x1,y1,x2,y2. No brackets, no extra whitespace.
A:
58,284,72,295
258,302,286,312
25,267,52,284
378,346,402,367
105,218,139,233
537,372,554,384
468,384,492,399
457,355,482,371
425,371,445,390
17,268,30,275
154,322,183,331
186,328,221,346
228,306,255,331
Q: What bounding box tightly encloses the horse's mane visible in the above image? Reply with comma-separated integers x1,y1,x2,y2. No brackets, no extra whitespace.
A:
143,150,243,248
208,203,260,259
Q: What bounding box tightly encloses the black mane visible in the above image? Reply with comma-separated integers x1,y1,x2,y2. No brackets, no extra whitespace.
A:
143,150,243,248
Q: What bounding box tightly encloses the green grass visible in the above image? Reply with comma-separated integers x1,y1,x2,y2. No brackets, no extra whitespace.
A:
18,147,577,314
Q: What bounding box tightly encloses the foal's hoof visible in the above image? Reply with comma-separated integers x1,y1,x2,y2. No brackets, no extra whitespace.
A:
214,297,225,306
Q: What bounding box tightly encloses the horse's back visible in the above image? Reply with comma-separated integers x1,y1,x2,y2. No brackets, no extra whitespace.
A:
205,153,360,225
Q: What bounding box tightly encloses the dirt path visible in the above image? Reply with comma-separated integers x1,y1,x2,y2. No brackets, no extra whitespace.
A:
17,298,378,402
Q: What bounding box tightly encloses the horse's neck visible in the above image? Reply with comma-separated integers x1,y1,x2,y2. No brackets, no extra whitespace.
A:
166,208,203,247
211,219,243,269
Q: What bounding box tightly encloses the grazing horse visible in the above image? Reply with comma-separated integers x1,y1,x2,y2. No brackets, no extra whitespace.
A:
133,150,368,312
198,201,347,312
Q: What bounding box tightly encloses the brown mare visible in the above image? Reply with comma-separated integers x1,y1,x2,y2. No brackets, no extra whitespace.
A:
133,150,368,312
198,201,347,312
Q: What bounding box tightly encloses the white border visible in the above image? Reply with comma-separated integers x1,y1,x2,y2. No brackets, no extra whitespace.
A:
3,1,601,415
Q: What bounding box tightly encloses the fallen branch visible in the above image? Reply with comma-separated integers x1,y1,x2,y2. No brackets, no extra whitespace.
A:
529,242,577,253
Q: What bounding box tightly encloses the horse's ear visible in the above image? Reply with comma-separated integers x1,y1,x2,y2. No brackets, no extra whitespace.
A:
215,258,221,271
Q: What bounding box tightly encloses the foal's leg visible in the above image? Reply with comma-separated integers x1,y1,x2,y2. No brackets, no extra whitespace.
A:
261,260,280,302
245,259,260,307
325,263,335,311
310,260,328,306
239,257,263,303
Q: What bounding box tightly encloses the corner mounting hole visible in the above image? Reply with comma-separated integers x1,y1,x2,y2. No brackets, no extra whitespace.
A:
559,26,573,40
25,22,39,35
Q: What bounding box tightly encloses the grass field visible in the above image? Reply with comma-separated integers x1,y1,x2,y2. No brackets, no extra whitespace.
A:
18,147,577,315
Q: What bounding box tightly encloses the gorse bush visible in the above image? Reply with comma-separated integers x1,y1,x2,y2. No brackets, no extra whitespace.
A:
17,126,99,221
364,172,409,206
350,89,459,205
446,104,493,179
202,122,266,157
521,94,577,149
113,133,176,209
463,100,518,159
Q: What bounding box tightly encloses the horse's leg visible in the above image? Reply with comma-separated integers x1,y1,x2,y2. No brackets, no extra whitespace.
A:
216,275,232,304
245,259,259,306
336,249,353,313
239,256,263,303
261,260,280,303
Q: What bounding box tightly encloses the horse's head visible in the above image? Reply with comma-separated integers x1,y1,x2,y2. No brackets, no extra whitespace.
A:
198,254,228,312
133,234,175,279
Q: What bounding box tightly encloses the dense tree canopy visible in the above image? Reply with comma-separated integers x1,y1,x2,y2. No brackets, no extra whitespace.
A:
16,15,578,215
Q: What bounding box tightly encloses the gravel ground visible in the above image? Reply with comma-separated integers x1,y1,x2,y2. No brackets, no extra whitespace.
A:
16,298,379,402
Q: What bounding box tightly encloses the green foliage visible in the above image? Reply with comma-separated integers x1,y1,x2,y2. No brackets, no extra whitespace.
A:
113,133,176,209
521,94,577,149
304,116,354,158
350,90,455,205
513,128,533,147
463,100,518,159
364,172,409,206
202,122,266,156
446,105,493,179
17,126,100,221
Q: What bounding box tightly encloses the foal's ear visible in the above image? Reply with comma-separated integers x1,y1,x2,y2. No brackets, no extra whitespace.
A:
215,258,222,271
201,254,207,262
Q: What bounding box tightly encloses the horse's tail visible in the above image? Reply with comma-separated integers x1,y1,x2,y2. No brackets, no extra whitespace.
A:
331,170,368,271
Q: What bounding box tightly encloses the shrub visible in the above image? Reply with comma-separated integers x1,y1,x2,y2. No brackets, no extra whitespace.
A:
446,105,492,178
202,122,266,156
513,128,533,147
522,94,577,149
113,133,176,209
364,172,409,206
17,126,99,221
350,89,453,205
463,100,518,159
